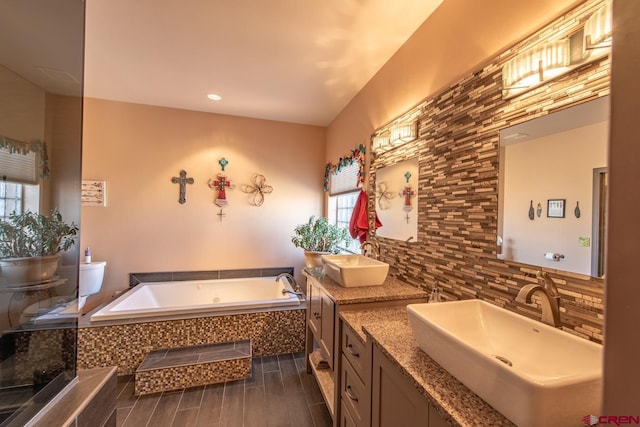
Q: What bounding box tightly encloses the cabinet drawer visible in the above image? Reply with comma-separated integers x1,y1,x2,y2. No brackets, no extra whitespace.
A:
342,324,366,378
340,401,358,427
341,355,367,426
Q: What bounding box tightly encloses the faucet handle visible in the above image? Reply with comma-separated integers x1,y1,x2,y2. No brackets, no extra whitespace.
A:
537,271,559,297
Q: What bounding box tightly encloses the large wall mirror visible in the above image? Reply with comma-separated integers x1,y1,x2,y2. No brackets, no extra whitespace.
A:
498,96,609,278
375,157,419,242
0,0,84,423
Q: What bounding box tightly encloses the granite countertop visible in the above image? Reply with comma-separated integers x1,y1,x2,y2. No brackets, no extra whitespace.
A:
340,306,514,427
303,267,428,305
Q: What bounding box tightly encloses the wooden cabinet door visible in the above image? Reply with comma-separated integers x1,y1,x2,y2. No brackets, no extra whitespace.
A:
371,345,429,427
320,291,335,368
308,281,322,336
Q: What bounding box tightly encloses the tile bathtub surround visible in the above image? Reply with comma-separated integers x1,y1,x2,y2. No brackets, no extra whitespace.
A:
77,309,305,375
135,340,252,395
129,267,294,287
368,0,607,343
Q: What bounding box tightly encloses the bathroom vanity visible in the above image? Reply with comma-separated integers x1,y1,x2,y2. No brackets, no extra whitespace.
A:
304,268,515,426
302,268,432,426
340,307,514,426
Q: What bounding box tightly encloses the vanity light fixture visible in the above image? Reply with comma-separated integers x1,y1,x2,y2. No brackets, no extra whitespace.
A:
372,131,391,153
502,39,570,97
390,121,418,145
502,0,612,99
372,119,418,155
583,0,612,52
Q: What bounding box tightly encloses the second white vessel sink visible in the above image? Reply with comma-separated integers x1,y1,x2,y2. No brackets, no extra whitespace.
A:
321,254,389,287
407,299,602,427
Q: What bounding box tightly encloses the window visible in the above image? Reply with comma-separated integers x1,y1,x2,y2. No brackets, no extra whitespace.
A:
327,162,361,253
0,181,23,221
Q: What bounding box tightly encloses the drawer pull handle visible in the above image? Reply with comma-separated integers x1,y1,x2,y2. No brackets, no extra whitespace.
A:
346,344,360,358
345,385,359,402
313,312,321,320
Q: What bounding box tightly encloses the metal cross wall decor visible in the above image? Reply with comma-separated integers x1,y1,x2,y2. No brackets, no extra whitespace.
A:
241,174,273,206
171,170,194,204
376,182,394,210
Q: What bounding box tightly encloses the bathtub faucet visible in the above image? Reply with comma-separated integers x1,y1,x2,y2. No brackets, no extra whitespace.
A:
276,273,303,296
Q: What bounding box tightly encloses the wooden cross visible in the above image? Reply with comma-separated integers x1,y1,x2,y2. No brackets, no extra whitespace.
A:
208,173,235,207
171,170,194,204
217,209,226,222
400,185,415,212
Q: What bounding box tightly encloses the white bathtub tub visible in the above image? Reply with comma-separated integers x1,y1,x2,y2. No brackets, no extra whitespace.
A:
90,276,301,321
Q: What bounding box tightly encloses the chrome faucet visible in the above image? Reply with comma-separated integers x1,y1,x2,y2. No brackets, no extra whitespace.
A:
360,238,380,259
515,271,562,328
276,273,303,296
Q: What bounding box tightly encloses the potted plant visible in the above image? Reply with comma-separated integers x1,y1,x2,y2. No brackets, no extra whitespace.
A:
0,209,79,284
291,216,350,268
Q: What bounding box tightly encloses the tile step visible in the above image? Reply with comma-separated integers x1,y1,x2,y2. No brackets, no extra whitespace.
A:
134,340,252,395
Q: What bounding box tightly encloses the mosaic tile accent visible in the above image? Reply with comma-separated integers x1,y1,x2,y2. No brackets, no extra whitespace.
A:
368,0,607,343
78,308,305,375
134,340,252,395
8,328,76,384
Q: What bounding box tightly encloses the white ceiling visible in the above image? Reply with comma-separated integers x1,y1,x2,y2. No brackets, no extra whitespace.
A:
84,0,443,126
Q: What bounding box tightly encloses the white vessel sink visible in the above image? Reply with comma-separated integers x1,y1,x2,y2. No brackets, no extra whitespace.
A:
406,300,602,427
321,254,389,287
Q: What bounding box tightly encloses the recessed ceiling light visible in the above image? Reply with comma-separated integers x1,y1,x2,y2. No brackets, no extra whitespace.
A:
207,93,222,101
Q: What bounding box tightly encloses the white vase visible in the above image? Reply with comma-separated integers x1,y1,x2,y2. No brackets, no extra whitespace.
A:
0,255,60,285
303,250,330,269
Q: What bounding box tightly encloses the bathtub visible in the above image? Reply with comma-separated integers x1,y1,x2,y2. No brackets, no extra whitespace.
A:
90,276,301,322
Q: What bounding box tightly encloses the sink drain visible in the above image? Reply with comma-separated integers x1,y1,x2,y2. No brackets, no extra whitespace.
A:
492,355,513,367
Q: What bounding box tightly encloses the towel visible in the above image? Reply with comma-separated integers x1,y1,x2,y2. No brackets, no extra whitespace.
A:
349,190,382,243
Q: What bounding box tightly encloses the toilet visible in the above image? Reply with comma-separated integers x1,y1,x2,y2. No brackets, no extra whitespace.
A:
20,261,106,323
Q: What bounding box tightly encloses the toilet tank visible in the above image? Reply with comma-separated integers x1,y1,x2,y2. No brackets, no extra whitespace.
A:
80,261,106,297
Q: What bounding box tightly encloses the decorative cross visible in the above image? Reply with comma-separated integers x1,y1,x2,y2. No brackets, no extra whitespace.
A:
241,174,273,206
217,209,226,222
171,170,194,204
376,182,394,210
405,213,411,224
400,171,415,212
400,185,416,212
208,158,235,207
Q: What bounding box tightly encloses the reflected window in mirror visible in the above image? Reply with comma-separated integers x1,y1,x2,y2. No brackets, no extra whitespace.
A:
0,182,22,219
327,162,361,253
498,96,609,278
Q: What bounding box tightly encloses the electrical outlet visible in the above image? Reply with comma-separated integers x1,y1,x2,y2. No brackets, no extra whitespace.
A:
578,237,591,247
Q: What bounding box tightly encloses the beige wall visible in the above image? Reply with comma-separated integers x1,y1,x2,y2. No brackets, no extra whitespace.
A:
325,0,583,165
81,98,325,308
0,65,45,143
502,121,608,275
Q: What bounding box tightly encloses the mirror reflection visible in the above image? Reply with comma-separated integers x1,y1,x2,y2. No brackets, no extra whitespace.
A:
375,157,419,242
498,96,609,277
0,0,84,422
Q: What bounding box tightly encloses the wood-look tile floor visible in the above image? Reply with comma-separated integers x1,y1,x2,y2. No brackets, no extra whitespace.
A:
116,352,332,427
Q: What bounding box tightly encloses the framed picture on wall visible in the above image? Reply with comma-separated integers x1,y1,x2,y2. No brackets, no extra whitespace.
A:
547,199,565,218
82,180,107,206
